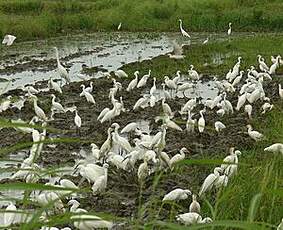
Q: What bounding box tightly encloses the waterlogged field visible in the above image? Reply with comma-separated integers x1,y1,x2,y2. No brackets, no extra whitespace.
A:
0,15,282,230
1,0,283,40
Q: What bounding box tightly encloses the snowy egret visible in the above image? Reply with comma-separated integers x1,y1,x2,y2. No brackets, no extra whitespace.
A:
227,22,232,35
199,167,222,196
54,47,70,84
2,34,16,46
162,188,191,202
179,19,191,38
189,194,201,214
247,124,264,141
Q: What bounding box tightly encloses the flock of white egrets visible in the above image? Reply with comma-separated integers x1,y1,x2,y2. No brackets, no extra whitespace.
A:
0,20,283,229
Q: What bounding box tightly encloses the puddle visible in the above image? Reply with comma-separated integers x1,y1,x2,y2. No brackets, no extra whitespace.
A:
0,32,250,93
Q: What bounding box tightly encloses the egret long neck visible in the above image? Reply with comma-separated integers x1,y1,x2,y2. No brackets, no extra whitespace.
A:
55,48,60,65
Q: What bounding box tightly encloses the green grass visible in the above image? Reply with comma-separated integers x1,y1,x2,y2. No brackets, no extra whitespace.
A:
122,34,283,79
1,0,283,40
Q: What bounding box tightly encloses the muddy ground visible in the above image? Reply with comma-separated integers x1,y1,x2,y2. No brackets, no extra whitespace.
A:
0,67,282,227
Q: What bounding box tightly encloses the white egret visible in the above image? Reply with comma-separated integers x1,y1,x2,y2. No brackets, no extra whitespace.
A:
118,22,122,30
168,41,185,59
2,34,16,46
51,94,65,113
31,96,48,121
258,55,269,72
121,122,138,134
162,188,191,202
111,123,132,152
48,78,62,94
189,194,201,214
279,84,283,99
92,163,109,194
261,102,273,114
80,85,96,105
74,109,82,130
247,124,264,141
264,143,283,154
215,121,226,132
164,76,177,90
179,19,191,38
114,69,128,78
169,147,189,169
138,158,149,181
199,167,222,197
244,104,252,119
188,65,199,80
71,214,113,230
126,71,139,91
137,70,151,88
54,47,70,84
97,107,110,121
99,127,113,157
227,22,232,36
236,92,247,111
68,199,87,213
198,110,205,133
150,77,157,95
162,98,174,117
177,212,212,225
3,202,16,227
186,111,196,133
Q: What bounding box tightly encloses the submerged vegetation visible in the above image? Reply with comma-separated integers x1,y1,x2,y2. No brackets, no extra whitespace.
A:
1,0,283,40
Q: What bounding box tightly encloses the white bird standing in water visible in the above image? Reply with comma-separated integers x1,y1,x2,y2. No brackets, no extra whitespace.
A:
168,41,185,60
2,34,16,46
179,19,191,38
54,47,70,84
227,22,232,36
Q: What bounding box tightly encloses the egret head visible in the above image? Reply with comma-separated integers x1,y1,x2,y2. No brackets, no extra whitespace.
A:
111,123,119,129
229,22,232,26
90,143,98,149
235,150,242,156
246,124,252,129
103,163,109,168
203,217,213,223
180,147,189,154
67,199,80,207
